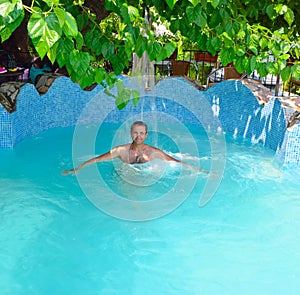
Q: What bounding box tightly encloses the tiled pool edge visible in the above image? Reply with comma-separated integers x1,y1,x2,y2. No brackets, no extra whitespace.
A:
0,76,298,166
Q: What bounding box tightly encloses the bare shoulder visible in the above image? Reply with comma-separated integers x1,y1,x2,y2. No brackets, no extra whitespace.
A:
112,144,131,162
145,145,167,158
114,143,131,152
148,145,165,154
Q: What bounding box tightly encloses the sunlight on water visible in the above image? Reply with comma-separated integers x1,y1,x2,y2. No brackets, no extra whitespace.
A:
1,124,300,294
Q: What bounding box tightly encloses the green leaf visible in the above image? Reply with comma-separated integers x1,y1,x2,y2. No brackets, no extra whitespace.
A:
206,37,221,55
0,9,24,42
219,47,235,66
95,67,106,84
294,47,300,60
186,5,207,28
76,14,88,31
165,0,179,10
249,45,258,55
259,37,268,50
120,3,130,23
0,0,24,41
280,66,291,82
0,0,23,21
63,11,78,37
156,47,168,62
70,51,91,77
85,29,102,55
131,89,140,106
135,35,147,58
234,57,244,73
75,32,84,50
210,0,220,9
274,4,287,15
291,64,300,80
124,24,140,42
56,38,74,68
28,12,62,58
146,41,161,61
48,41,58,64
284,8,294,27
41,0,58,7
280,42,290,54
266,5,276,21
256,62,268,78
196,34,208,50
236,46,246,57
115,80,131,110
209,10,222,27
77,66,95,89
105,73,117,87
54,7,65,28
128,6,139,22
164,42,176,58
102,40,115,59
110,54,125,75
250,56,257,71
280,53,290,60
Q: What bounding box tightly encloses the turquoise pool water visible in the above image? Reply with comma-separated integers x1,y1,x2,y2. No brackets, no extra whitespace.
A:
1,123,300,294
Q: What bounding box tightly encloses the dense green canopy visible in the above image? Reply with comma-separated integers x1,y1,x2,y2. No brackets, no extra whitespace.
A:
1,0,300,93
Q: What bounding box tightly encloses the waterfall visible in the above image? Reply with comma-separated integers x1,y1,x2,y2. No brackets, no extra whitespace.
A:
131,8,155,91
131,52,155,91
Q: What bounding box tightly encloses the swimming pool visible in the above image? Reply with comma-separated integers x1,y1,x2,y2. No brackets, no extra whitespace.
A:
1,123,300,294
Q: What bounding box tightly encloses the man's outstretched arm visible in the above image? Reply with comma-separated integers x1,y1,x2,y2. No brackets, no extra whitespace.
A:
62,147,121,175
151,148,210,174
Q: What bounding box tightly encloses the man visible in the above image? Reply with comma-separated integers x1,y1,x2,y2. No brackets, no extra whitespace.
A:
62,121,209,175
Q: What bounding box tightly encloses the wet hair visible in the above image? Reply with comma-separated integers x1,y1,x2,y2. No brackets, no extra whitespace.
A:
131,121,148,133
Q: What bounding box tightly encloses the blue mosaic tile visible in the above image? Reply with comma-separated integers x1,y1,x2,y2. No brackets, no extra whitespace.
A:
0,75,298,166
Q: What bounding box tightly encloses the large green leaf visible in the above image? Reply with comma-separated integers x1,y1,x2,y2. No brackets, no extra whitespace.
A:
280,65,291,82
94,67,106,84
164,42,176,58
135,35,147,58
102,40,115,59
115,80,131,110
77,66,95,89
0,0,24,41
0,0,23,21
284,8,294,27
56,38,74,68
131,89,140,106
70,51,91,75
110,54,125,75
53,7,65,28
219,47,235,66
63,11,78,37
186,5,207,28
28,12,62,58
146,41,161,61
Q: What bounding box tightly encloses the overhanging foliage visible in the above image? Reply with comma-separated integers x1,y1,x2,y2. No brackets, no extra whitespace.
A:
1,0,300,107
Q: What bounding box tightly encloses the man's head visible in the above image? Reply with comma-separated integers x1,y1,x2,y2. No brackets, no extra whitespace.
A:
130,121,148,144
131,121,148,132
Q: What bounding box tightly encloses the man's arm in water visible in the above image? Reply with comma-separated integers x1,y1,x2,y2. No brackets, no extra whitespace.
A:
61,146,124,175
150,147,210,174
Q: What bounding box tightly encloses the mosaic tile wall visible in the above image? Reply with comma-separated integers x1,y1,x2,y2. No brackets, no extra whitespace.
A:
280,124,300,166
0,76,297,165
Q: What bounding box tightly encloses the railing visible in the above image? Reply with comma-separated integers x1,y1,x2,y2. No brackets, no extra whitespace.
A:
154,49,300,98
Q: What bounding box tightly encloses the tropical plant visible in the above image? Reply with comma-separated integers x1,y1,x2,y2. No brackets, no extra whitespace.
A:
1,0,300,107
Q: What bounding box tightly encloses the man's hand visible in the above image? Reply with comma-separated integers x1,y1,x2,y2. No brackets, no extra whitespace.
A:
61,169,77,175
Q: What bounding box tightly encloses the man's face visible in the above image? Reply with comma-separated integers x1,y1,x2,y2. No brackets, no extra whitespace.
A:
130,124,148,144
